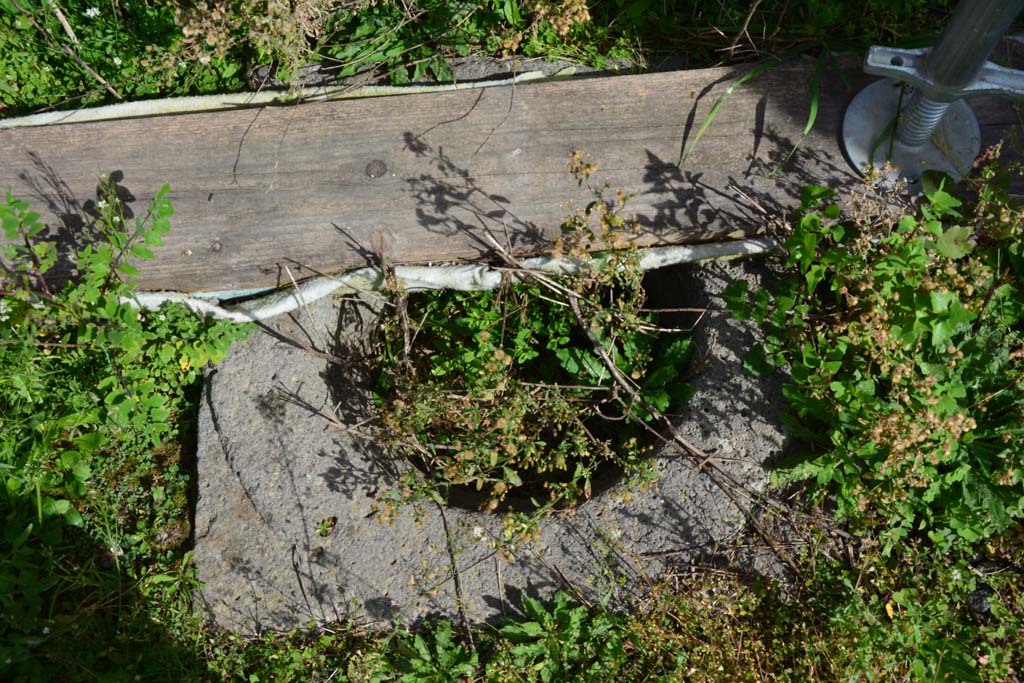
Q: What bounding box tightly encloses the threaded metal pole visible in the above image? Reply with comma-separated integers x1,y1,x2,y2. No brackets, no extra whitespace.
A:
897,0,1024,148
898,93,953,147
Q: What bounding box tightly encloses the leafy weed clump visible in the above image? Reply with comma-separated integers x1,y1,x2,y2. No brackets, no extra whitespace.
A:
713,155,1024,682
725,154,1024,556
0,178,251,679
0,0,247,116
375,153,693,541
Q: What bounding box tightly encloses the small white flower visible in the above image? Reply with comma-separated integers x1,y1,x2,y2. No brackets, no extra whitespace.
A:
952,569,962,582
96,199,108,210
85,7,99,17
113,57,122,66
42,627,50,635
472,525,485,539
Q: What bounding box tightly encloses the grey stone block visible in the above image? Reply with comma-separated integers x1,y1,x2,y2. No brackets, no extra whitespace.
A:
193,260,789,632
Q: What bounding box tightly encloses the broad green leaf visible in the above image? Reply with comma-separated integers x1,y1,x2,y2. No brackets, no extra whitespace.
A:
742,344,776,377
924,187,962,218
501,621,545,641
130,244,155,260
720,279,750,319
936,225,976,259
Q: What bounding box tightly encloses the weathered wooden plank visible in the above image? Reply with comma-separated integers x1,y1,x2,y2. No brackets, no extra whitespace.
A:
1,56,1019,292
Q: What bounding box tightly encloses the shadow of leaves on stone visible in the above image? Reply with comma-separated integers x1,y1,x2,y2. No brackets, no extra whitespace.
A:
320,296,403,497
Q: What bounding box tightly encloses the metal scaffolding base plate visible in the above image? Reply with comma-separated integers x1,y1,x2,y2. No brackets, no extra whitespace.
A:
842,78,981,189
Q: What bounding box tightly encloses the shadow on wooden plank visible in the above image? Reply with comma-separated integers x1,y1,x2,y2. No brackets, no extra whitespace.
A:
1,54,1020,293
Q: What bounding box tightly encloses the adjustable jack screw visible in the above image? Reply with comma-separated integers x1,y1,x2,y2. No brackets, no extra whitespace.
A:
842,0,1024,190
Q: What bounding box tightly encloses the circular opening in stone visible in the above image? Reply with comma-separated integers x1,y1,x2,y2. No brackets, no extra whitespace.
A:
402,444,628,514
370,264,701,514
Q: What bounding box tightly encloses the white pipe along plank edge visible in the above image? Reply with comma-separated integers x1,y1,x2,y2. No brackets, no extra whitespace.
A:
125,239,778,322
2,72,778,322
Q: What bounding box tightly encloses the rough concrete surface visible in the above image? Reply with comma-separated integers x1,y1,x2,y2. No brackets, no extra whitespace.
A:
193,259,790,633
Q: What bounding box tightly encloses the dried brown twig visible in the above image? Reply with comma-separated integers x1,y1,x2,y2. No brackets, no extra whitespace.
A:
726,0,763,60
49,2,79,45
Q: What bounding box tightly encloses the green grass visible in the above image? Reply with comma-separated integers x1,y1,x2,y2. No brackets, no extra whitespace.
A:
0,180,251,680
1,0,959,117
2,1,1023,681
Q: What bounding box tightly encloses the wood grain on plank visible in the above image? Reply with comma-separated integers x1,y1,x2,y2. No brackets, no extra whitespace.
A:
1,56,1019,292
